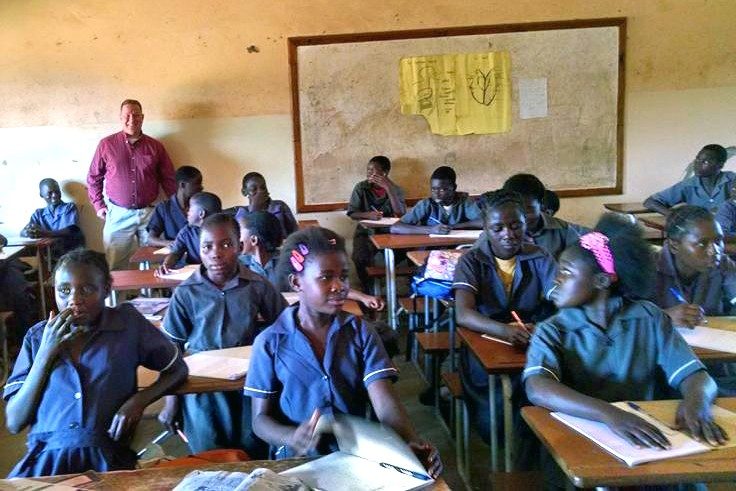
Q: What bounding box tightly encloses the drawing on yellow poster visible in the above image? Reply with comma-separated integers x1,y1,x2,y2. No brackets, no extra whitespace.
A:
399,52,511,136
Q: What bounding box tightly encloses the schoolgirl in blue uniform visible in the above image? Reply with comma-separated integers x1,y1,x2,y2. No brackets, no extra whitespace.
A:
453,189,557,447
3,249,187,477
244,227,442,478
524,214,726,486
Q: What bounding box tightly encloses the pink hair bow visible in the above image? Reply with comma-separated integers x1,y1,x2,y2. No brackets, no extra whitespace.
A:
579,232,618,282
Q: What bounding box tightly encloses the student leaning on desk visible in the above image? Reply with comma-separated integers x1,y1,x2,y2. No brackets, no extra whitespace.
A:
524,214,727,460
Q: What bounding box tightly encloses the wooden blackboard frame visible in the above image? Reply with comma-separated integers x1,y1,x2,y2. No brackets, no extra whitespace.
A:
288,17,626,213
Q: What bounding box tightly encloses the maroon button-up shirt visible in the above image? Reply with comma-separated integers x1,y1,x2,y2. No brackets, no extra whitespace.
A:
87,131,177,212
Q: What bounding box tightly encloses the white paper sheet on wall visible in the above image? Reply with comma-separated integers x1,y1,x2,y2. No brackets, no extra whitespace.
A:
519,78,548,119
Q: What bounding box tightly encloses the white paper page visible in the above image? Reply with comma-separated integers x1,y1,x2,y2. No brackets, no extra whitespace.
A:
154,246,171,254
173,470,251,491
551,406,708,466
678,325,736,354
428,230,482,239
161,264,199,281
519,78,548,119
360,217,400,227
184,346,251,380
127,297,171,315
3,237,40,246
281,452,430,491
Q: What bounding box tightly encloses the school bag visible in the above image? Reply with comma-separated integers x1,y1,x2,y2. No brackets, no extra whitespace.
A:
410,249,464,300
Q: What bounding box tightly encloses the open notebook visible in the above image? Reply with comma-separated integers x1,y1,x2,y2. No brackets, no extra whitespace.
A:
551,400,736,467
280,414,433,491
428,229,482,239
184,346,252,380
678,325,736,354
360,217,400,227
161,264,199,281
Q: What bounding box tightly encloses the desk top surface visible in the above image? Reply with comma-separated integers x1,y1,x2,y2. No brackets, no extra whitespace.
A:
522,398,736,488
371,233,477,250
111,269,185,290
5,458,450,490
603,202,651,214
130,246,167,264
638,214,666,230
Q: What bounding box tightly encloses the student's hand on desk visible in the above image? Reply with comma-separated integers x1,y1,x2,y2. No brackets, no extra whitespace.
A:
155,264,173,277
504,323,532,346
409,440,443,479
676,399,729,446
603,406,671,450
429,224,451,235
288,408,321,456
365,210,384,221
665,304,705,329
109,398,146,441
96,208,107,220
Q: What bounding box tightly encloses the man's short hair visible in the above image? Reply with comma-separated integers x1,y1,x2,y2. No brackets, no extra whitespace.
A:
120,99,142,111
175,165,202,184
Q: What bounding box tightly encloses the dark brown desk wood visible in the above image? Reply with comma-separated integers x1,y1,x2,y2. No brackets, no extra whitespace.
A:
415,331,460,353
638,214,666,231
458,327,526,374
522,398,736,488
129,246,167,266
298,219,320,229
370,233,478,251
111,269,185,291
603,202,650,214
137,366,244,394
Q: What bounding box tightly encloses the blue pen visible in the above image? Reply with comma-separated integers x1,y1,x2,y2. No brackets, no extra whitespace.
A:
669,287,687,304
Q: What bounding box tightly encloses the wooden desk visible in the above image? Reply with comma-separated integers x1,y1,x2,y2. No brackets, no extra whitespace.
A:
110,269,191,305
4,236,55,315
137,366,245,395
0,245,27,261
129,246,167,268
2,457,451,490
523,398,736,489
603,202,650,214
458,327,526,473
371,234,479,329
638,214,666,231
298,219,320,229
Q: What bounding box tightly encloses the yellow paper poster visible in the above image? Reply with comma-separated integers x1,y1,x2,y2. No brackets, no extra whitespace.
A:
399,51,511,136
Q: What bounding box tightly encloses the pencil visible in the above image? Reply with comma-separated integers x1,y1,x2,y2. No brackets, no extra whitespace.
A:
511,310,530,334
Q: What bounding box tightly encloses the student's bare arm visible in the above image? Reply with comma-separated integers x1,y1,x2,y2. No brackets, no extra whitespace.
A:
676,370,727,445
108,357,188,441
452,219,484,230
157,251,184,274
526,374,671,449
643,197,671,216
385,184,406,216
251,397,320,455
350,211,383,221
146,233,173,247
455,290,530,345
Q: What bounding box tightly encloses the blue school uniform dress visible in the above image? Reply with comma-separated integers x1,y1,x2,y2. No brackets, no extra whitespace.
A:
452,240,556,443
28,201,85,255
3,304,180,478
169,225,201,264
147,194,188,241
653,243,736,316
399,194,481,226
523,297,704,401
244,305,398,458
163,265,287,455
238,253,284,290
646,171,736,213
235,200,298,240
716,200,736,238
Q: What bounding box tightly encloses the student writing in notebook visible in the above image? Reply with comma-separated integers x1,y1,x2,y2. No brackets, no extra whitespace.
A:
644,144,735,215
234,172,298,239
146,166,204,247
4,250,187,477
453,189,556,447
156,192,222,273
347,155,406,292
524,214,727,456
244,227,441,477
390,165,482,235
652,205,736,326
159,213,286,457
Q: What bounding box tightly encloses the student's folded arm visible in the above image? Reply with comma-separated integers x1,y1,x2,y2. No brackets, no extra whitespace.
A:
454,289,515,339
349,211,379,221
452,219,483,230
386,185,407,216
146,234,172,247
368,379,418,443
251,397,297,447
525,374,622,424
643,196,671,215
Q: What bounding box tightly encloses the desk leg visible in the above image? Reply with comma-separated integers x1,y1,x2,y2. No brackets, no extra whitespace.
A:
36,246,47,316
501,374,514,472
489,374,499,472
384,247,397,330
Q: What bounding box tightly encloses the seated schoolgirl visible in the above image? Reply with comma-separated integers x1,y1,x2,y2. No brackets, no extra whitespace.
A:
4,249,187,477
244,227,442,478
453,189,556,445
525,215,726,465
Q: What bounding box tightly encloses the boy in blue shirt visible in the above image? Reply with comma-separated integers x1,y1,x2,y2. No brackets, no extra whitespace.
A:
147,166,203,247
390,166,482,235
645,144,736,214
157,192,221,272
21,178,85,258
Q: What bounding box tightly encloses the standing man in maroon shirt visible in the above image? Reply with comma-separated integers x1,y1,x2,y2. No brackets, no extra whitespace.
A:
87,99,177,269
